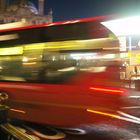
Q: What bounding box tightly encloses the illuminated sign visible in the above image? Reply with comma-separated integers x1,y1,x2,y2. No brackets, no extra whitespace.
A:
128,51,140,64
136,53,140,62
126,36,140,64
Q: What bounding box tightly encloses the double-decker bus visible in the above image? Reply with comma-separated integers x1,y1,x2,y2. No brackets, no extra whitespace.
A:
0,16,135,128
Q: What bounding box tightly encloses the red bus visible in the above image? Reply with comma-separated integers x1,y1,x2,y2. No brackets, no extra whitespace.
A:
0,16,137,128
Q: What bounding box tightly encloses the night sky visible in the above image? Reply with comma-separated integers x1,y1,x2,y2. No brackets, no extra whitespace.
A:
30,0,140,21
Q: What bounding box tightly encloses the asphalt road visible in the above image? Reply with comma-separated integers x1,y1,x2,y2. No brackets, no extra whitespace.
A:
1,121,140,140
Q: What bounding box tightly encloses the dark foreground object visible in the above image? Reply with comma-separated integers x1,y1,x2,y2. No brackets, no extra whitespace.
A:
0,105,8,124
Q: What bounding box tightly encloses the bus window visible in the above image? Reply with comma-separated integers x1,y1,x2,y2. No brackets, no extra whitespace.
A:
22,44,44,81
0,17,120,84
39,52,77,83
0,55,24,81
0,20,116,47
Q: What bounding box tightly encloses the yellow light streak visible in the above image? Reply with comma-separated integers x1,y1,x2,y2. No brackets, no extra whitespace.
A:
23,62,37,65
0,47,23,55
23,38,116,51
90,87,124,93
87,109,120,118
0,34,18,41
24,43,45,50
10,108,26,114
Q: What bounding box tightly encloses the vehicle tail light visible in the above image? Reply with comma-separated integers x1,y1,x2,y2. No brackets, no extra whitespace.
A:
89,86,127,96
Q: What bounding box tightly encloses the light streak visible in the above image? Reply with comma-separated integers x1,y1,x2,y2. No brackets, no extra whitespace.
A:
10,108,26,114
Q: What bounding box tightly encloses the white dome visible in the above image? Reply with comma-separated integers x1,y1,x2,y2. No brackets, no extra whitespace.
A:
24,1,39,14
7,1,38,15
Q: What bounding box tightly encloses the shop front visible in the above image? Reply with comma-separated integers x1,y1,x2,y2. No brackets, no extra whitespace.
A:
102,16,140,89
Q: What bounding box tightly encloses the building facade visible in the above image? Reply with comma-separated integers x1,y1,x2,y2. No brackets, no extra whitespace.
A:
0,0,53,25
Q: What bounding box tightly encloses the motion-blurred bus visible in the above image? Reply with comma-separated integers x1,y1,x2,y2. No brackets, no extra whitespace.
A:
0,16,137,128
